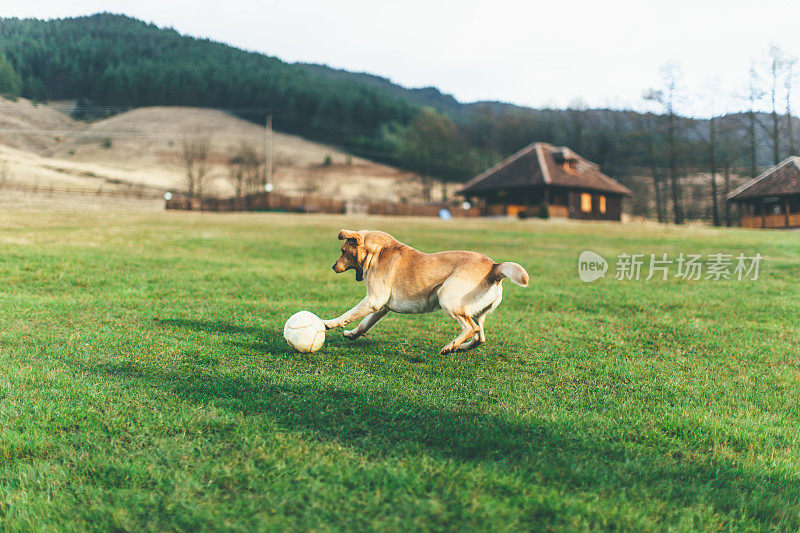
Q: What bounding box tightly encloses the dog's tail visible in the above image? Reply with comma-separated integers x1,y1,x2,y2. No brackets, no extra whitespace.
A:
490,262,529,287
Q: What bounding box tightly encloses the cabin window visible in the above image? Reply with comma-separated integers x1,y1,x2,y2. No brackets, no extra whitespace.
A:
764,198,780,214
580,193,592,213
560,157,579,174
599,195,607,214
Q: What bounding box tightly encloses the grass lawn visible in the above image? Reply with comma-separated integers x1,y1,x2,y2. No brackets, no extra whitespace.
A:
1,209,799,531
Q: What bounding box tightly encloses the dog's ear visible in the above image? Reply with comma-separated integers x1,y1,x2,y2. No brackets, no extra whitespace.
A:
337,229,363,246
361,231,393,255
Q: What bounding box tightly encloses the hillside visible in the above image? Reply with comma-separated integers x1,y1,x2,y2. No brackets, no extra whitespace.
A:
0,13,421,169
0,97,443,201
300,63,464,116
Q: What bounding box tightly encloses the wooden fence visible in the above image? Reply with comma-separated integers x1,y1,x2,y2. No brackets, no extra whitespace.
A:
171,193,348,214
0,182,165,199
165,191,482,218
741,213,800,229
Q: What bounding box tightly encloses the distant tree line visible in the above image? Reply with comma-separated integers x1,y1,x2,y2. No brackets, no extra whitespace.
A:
0,14,797,222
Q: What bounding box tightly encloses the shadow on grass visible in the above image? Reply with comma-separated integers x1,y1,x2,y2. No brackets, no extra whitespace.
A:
156,317,383,354
93,357,799,527
156,318,266,338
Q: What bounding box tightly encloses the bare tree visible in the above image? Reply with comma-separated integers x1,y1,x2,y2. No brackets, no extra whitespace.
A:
665,67,684,224
635,106,666,223
227,142,269,198
764,46,785,165
719,119,735,226
744,66,764,179
785,54,798,155
227,154,246,198
707,114,720,225
646,62,685,224
701,78,725,226
181,130,212,197
240,142,265,194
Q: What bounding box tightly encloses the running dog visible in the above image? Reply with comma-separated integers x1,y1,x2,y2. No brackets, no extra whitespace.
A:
323,229,529,354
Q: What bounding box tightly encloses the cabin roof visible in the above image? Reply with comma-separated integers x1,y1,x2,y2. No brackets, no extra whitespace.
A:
727,157,800,201
460,142,632,196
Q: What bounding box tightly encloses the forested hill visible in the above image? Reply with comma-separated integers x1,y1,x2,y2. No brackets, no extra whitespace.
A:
0,12,789,191
0,13,419,162
301,62,536,122
300,63,463,115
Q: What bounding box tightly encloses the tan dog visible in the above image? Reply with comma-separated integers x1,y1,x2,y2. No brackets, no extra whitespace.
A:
324,229,529,354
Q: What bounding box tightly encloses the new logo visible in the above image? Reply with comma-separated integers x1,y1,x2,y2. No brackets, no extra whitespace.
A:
578,251,608,282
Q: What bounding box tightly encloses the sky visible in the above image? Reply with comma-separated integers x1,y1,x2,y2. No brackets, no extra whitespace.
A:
4,0,800,117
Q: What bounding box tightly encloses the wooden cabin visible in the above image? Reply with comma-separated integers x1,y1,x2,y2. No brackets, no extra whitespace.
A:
727,157,800,229
460,142,632,220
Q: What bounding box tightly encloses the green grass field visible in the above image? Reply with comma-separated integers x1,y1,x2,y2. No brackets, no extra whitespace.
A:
1,209,799,531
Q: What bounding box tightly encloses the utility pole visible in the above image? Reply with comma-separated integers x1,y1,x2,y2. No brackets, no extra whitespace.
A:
265,115,274,191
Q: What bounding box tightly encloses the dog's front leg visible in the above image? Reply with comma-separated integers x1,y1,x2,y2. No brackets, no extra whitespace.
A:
323,295,387,330
344,306,389,339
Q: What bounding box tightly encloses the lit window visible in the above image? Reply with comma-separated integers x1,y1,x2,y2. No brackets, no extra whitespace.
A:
581,193,592,213
599,195,606,214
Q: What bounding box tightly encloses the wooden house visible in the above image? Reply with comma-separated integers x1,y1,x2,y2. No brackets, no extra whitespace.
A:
727,157,800,229
459,142,632,220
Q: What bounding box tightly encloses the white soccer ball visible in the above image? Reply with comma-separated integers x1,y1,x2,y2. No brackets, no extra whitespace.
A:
283,311,326,353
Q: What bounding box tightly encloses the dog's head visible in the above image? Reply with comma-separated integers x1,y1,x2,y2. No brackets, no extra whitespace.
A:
333,229,366,281
332,229,395,282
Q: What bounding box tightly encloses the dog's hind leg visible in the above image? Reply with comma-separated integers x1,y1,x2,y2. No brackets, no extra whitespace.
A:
440,311,479,355
344,306,389,339
456,311,488,352
454,290,503,352
437,279,482,354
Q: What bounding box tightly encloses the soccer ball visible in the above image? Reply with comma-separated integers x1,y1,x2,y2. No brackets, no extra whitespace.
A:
283,311,326,353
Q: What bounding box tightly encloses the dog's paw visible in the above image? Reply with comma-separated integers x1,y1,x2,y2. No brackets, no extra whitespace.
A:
439,345,453,355
322,320,337,330
343,329,360,340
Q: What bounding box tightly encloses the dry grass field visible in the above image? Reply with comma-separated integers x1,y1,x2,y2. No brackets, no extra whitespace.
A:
0,97,454,201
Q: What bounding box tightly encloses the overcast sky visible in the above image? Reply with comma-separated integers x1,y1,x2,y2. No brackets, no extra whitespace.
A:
4,0,800,116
